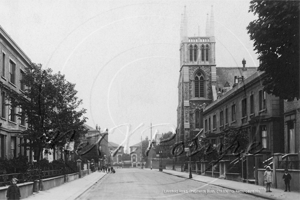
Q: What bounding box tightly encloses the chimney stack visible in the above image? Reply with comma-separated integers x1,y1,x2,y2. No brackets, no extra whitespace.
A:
233,76,244,87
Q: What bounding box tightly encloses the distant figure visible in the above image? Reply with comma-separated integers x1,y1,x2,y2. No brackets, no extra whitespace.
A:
282,169,292,192
264,166,272,192
111,167,115,173
6,178,21,200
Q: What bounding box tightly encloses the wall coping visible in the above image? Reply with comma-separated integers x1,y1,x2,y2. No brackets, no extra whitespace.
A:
0,172,77,190
0,181,33,191
67,172,78,176
42,175,64,182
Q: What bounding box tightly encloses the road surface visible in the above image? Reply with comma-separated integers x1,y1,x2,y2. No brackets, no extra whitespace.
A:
76,168,264,200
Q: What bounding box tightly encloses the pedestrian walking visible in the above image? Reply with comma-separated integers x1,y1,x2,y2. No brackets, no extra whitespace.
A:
282,169,292,192
264,166,272,192
6,178,21,200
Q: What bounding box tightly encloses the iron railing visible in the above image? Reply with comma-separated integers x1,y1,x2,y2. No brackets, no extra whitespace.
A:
278,160,300,170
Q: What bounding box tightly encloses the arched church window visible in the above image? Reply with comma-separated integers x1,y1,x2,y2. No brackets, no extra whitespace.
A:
195,110,200,128
194,45,198,61
206,44,209,61
195,76,199,97
201,45,204,61
195,71,205,98
189,45,193,62
200,76,204,97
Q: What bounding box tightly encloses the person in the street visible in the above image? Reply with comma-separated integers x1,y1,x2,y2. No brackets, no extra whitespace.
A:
111,166,115,173
282,169,292,192
6,178,21,200
264,166,272,192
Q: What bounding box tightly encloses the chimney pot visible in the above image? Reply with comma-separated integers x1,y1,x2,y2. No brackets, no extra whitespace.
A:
242,58,247,70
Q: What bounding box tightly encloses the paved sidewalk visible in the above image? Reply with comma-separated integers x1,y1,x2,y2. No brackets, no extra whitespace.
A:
161,169,299,200
24,171,107,200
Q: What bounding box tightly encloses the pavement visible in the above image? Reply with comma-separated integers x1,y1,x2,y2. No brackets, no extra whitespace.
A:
24,171,107,200
159,168,300,200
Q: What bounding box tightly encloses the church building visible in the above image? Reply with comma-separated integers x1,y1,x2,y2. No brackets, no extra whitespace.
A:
176,6,257,144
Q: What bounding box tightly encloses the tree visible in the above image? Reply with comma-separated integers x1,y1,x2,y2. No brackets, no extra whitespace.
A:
141,138,149,160
11,63,87,161
157,132,176,158
247,0,299,100
49,72,87,148
223,127,249,155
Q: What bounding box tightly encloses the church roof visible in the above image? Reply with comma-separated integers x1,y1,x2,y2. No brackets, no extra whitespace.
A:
216,67,257,89
205,71,265,113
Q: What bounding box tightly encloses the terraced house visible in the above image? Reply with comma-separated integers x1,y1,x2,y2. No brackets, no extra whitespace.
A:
202,71,284,181
0,26,31,161
176,6,299,192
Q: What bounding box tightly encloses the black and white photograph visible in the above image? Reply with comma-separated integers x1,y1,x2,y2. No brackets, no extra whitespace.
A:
0,0,299,199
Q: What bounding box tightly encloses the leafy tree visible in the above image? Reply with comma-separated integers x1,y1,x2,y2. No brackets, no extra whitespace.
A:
247,0,299,100
157,132,175,158
223,127,249,155
140,137,151,160
11,63,87,161
48,72,87,148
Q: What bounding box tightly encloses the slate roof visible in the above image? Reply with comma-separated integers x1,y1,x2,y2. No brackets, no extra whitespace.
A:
84,124,96,131
204,71,265,113
130,147,138,154
216,67,257,89
130,141,142,147
108,141,121,147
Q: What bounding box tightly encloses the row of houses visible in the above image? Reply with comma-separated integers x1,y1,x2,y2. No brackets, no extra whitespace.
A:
0,25,113,166
176,7,299,191
202,70,299,190
0,26,32,161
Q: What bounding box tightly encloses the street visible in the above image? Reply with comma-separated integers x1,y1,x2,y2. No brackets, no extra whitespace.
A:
76,168,264,200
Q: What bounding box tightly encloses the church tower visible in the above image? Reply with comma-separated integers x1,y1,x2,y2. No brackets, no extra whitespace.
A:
177,6,216,143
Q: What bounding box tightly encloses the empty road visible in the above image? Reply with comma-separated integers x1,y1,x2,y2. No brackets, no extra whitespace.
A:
76,168,264,200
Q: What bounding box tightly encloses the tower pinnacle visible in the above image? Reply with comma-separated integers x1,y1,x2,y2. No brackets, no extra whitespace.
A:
183,6,188,41
210,5,214,37
205,13,209,36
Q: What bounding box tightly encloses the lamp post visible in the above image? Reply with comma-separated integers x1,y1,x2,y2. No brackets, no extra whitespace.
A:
189,151,192,179
185,147,192,179
158,150,163,172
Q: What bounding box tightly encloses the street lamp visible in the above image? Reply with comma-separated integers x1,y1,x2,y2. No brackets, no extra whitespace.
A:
141,157,144,169
189,151,192,179
185,147,192,179
158,150,163,172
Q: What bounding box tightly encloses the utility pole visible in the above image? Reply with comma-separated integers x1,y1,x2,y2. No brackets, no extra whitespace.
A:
141,135,143,169
150,123,152,170
150,123,152,140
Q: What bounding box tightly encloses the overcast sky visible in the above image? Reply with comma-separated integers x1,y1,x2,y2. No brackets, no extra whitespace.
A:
0,0,258,150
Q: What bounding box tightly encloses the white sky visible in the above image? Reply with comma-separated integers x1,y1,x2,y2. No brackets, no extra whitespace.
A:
0,0,258,150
